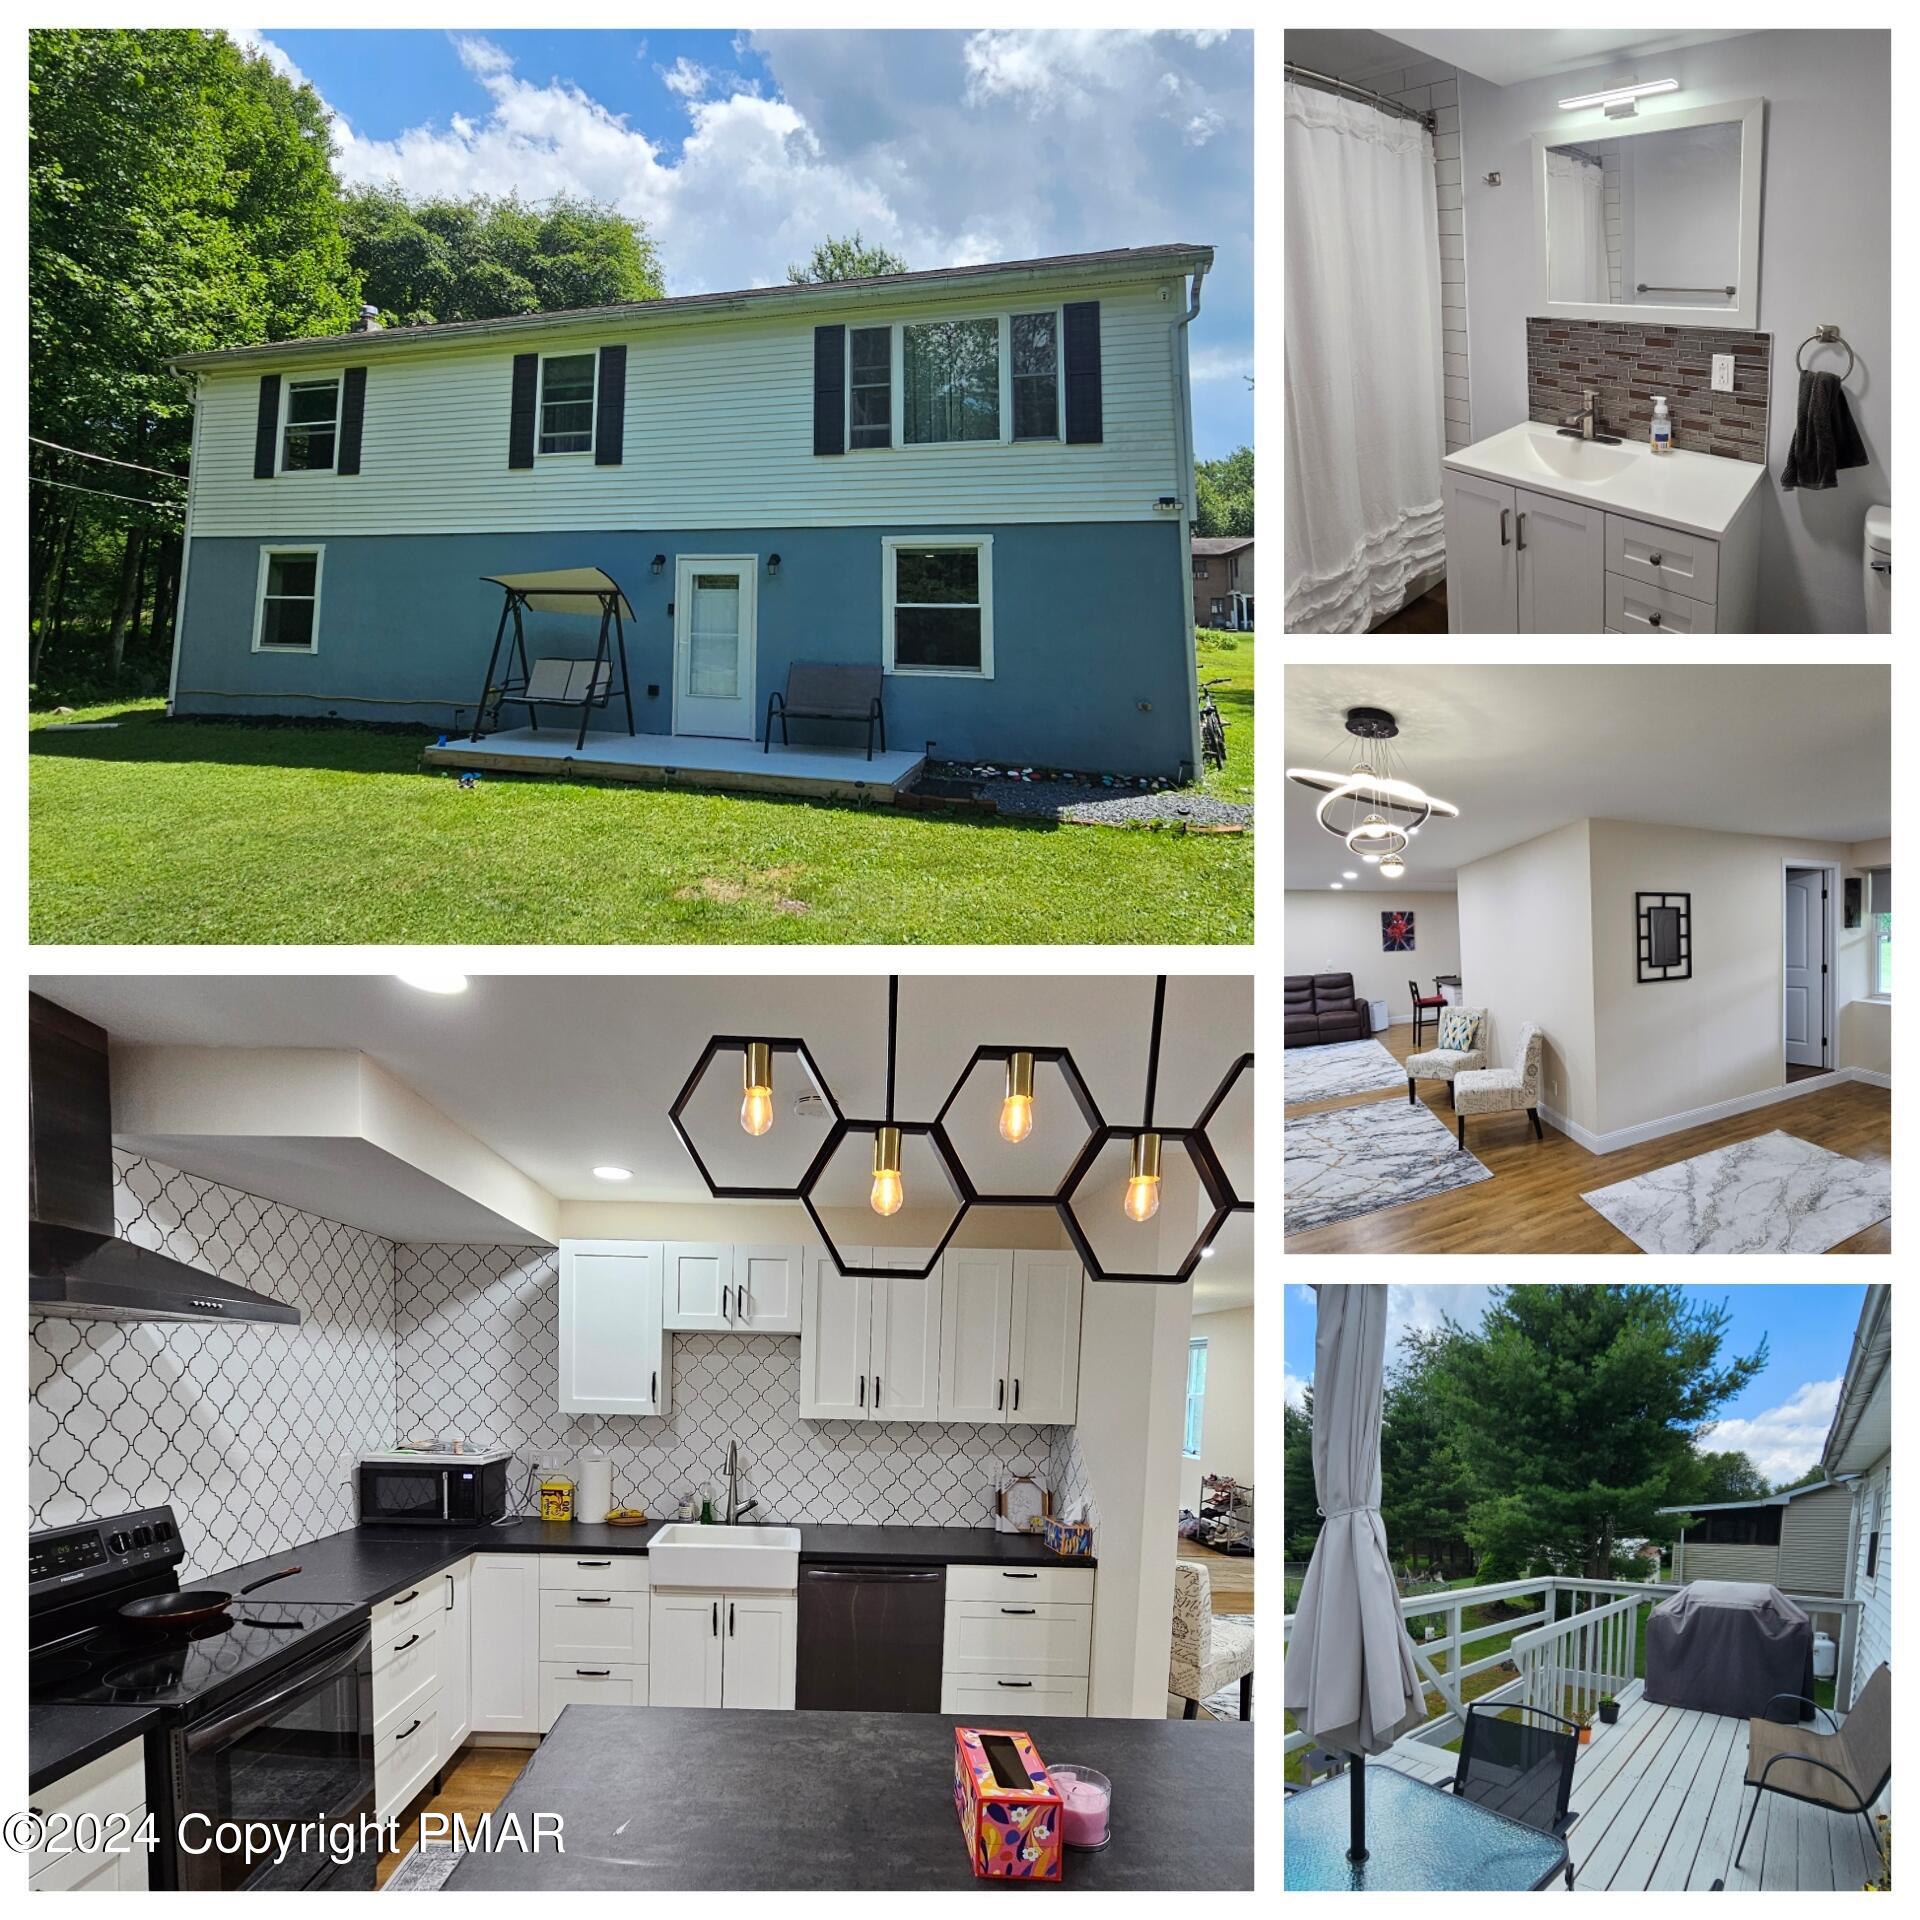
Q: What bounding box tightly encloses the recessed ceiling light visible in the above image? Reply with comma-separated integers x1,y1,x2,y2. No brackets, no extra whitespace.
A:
1343,871,1358,880
397,970,469,995
1330,882,1343,890
591,1165,633,1182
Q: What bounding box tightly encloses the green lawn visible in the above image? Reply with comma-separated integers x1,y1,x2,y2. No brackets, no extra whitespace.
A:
29,637,1253,945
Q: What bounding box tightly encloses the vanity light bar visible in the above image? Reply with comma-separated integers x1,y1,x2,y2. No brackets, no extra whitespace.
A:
1557,77,1679,111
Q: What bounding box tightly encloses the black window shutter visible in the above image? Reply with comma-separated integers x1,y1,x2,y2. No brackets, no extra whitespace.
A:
509,353,539,468
1063,301,1103,444
813,324,846,455
337,367,367,475
595,344,627,466
253,374,281,478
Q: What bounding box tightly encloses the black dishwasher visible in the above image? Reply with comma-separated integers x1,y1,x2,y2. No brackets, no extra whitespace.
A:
796,1563,946,1712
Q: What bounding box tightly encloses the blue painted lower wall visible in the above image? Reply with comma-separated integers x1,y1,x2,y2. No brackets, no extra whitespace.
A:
173,522,1197,777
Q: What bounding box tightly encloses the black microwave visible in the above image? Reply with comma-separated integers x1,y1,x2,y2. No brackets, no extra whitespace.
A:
358,1453,510,1525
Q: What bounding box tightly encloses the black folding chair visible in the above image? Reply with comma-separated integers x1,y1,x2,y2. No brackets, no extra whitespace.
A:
1443,1702,1582,1889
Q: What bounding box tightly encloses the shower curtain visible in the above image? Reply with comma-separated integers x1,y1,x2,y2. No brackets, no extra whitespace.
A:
1545,150,1609,302
1284,81,1447,633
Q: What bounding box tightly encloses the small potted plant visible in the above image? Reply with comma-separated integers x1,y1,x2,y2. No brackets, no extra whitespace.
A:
1574,1714,1593,1746
1598,1695,1619,1726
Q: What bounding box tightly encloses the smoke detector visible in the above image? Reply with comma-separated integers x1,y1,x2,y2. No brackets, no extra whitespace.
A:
793,1092,831,1121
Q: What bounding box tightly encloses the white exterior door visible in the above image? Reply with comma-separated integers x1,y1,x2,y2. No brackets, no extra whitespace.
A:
1785,869,1825,1067
938,1247,1013,1422
1443,470,1518,633
558,1241,668,1416
468,1556,541,1734
734,1244,804,1333
870,1251,943,1423
648,1591,726,1707
798,1249,871,1419
674,557,756,739
663,1243,733,1331
1515,486,1605,633
722,1591,797,1709
1009,1251,1083,1426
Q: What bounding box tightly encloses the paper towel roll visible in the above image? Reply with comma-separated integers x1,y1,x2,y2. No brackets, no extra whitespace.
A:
577,1448,613,1522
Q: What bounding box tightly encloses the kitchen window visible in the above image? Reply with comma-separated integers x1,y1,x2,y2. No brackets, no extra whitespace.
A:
252,546,323,653
902,317,1000,444
539,352,597,454
883,536,993,677
1869,868,1892,995
1184,1338,1208,1459
1010,310,1060,440
281,376,341,471
849,326,892,449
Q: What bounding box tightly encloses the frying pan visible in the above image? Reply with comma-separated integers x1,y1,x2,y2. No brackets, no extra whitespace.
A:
117,1565,302,1630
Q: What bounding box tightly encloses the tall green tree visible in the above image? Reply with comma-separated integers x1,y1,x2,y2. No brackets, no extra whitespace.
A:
342,186,664,327
1283,1392,1318,1558
1771,1463,1828,1495
1194,445,1253,538
1686,1449,1774,1505
785,230,908,284
1428,1287,1767,1580
1380,1327,1475,1573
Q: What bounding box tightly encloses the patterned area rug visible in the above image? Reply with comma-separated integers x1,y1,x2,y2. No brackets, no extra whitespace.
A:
382,1847,462,1892
1581,1129,1892,1253
1284,1038,1405,1108
1285,1099,1492,1236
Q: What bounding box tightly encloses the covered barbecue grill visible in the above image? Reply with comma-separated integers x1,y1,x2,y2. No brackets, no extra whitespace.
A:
468,567,636,751
1643,1581,1815,1722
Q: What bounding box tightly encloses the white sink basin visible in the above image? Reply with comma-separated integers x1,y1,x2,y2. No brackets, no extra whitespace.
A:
648,1523,800,1590
1519,432,1638,486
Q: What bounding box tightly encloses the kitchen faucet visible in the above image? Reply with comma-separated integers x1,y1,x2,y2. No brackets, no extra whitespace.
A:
726,1439,758,1524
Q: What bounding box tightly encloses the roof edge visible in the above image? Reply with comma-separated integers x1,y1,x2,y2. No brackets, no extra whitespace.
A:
1820,1282,1892,1473
1656,1474,1856,1515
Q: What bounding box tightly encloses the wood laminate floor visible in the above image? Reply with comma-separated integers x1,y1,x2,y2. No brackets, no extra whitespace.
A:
1288,1021,1891,1253
1372,582,1448,632
1179,1540,1254,1616
376,1746,530,1887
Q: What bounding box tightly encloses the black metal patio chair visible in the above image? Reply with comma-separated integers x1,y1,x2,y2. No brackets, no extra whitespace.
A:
1734,1663,1890,1874
764,662,886,759
1441,1702,1582,1889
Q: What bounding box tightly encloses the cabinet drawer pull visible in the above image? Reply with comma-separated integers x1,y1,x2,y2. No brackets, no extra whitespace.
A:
576,1560,612,1567
1013,1378,1021,1412
576,1594,612,1604
1648,611,1663,627
1002,1571,1039,1579
1515,512,1528,553
395,1717,423,1742
712,1601,719,1636
393,1632,421,1652
874,1375,881,1407
729,1602,736,1638
1499,506,1511,547
1000,1607,1037,1615
650,1369,657,1405
575,1668,612,1678
858,1374,865,1408
996,1680,1034,1689
996,1377,1005,1411
394,1589,419,1606
445,1575,454,1612
1648,551,1664,567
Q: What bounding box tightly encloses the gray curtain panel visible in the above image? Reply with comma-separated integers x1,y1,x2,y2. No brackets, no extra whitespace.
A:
1283,1285,1427,1754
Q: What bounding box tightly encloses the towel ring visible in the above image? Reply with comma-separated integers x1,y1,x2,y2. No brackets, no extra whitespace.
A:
1796,331,1854,379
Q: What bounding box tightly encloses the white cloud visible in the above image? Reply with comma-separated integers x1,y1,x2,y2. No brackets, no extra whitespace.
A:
1283,1371,1309,1412
1191,344,1252,383
1284,1284,1498,1396
1185,108,1225,147
1699,1377,1842,1484
455,36,514,79
659,57,711,100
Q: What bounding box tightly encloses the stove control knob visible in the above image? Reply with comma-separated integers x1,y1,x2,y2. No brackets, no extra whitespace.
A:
109,1532,132,1553
132,1526,153,1547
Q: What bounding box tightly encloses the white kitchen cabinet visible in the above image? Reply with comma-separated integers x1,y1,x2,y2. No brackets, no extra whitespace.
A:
938,1247,1015,1421
1008,1251,1083,1426
538,1662,648,1731
938,1561,1093,1719
1513,488,1605,634
468,1555,542,1734
1442,469,1519,633
440,1557,472,1766
647,1589,726,1707
538,1589,646,1662
375,1698,442,1828
557,1240,670,1417
721,1591,797,1709
797,1246,940,1421
870,1249,942,1421
732,1243,804,1333
662,1243,732,1331
797,1248,869,1419
28,1740,148,1891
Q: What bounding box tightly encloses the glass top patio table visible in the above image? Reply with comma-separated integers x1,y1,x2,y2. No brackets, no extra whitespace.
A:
1284,1761,1568,1891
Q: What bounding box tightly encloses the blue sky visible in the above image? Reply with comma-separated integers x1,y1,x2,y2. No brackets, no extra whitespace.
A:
1284,1284,1869,1484
245,27,1253,458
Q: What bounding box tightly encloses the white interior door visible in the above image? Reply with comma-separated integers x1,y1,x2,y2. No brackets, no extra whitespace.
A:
675,557,756,739
1784,868,1825,1068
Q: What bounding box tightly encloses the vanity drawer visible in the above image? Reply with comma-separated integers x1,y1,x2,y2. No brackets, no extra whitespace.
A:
1605,572,1717,635
538,1554,649,1594
945,1563,1094,1606
943,1599,1093,1676
1607,515,1719,603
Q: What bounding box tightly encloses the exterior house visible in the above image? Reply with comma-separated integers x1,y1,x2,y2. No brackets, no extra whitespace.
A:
1820,1284,1890,1711
1191,535,1254,629
1660,1475,1856,1595
164,243,1216,779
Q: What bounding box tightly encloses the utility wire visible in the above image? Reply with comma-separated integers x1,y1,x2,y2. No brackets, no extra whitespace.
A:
30,474,184,514
29,435,184,480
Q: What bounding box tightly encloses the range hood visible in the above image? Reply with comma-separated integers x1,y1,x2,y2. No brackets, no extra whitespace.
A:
29,994,300,1326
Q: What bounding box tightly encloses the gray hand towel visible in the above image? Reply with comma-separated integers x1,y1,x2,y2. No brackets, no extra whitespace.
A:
1780,369,1868,490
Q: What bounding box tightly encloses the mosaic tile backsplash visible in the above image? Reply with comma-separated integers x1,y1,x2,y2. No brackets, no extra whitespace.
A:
1526,317,1772,463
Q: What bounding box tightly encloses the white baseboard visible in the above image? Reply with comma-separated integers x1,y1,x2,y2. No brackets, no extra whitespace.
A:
1547,1067,1890,1156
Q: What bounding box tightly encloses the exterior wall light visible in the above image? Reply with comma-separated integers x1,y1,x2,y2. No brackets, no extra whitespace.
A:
767,553,782,576
651,553,667,574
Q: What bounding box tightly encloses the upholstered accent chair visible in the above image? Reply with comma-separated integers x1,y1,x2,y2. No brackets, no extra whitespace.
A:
1168,1560,1254,1720
1453,1023,1545,1149
1284,974,1366,1048
1406,1006,1489,1109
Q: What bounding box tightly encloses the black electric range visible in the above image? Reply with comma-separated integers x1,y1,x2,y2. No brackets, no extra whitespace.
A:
29,1506,378,1890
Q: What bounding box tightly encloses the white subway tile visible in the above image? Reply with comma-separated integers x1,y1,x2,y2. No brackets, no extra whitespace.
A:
1437,208,1464,236
1444,353,1469,379
1445,397,1472,425
1438,232,1465,260
1440,257,1465,285
1433,103,1460,133
1443,329,1468,357
1436,182,1463,211
1444,374,1470,402
1434,157,1462,187
1433,131,1460,161
1399,57,1456,88
1394,84,1433,112
1441,284,1467,311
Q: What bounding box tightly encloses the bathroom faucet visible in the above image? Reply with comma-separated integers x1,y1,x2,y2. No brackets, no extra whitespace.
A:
1563,390,1599,439
726,1439,758,1524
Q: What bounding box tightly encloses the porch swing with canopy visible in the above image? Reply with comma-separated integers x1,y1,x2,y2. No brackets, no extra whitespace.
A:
467,567,636,751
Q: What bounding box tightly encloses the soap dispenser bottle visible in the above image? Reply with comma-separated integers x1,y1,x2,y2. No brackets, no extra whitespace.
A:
1650,395,1672,456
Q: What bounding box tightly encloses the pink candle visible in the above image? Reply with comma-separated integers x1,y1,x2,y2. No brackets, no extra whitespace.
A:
1053,1767,1112,1848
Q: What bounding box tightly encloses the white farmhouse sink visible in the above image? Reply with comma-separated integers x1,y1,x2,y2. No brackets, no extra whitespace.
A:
648,1523,800,1590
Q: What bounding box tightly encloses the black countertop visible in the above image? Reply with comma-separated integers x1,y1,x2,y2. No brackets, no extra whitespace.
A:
444,1706,1254,1891
28,1704,162,1796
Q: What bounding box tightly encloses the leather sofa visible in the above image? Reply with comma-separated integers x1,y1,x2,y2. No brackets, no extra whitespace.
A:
1285,974,1367,1048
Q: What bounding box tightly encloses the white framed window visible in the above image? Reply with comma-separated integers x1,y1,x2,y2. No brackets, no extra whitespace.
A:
848,325,893,450
882,535,993,678
280,374,342,472
1009,309,1061,441
1184,1337,1208,1458
1869,869,1892,996
901,317,1001,444
538,351,597,455
252,545,324,654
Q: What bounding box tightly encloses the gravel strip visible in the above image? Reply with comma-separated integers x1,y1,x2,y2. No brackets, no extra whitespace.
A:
970,778,1252,829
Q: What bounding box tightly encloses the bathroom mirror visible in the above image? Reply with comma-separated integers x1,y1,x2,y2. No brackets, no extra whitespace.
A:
1531,97,1764,330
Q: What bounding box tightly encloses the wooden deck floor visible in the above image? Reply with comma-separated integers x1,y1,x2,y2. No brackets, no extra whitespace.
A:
1387,1683,1882,1891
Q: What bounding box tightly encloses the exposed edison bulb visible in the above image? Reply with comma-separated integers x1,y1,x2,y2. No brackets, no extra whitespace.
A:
999,1051,1036,1144
870,1126,905,1217
1123,1133,1163,1224
740,1043,774,1137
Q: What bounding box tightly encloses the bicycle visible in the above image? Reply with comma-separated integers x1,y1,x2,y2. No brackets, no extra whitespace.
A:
1199,677,1229,772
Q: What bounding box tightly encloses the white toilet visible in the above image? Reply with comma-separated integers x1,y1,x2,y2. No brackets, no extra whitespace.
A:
1863,504,1891,633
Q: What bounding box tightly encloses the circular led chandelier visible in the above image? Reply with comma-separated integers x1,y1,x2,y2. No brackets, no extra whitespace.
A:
1287,706,1458,881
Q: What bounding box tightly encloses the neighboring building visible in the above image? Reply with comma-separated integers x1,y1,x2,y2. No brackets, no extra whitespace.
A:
1660,1476,1856,1597
165,244,1217,778
1820,1284,1891,1711
1191,535,1254,629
